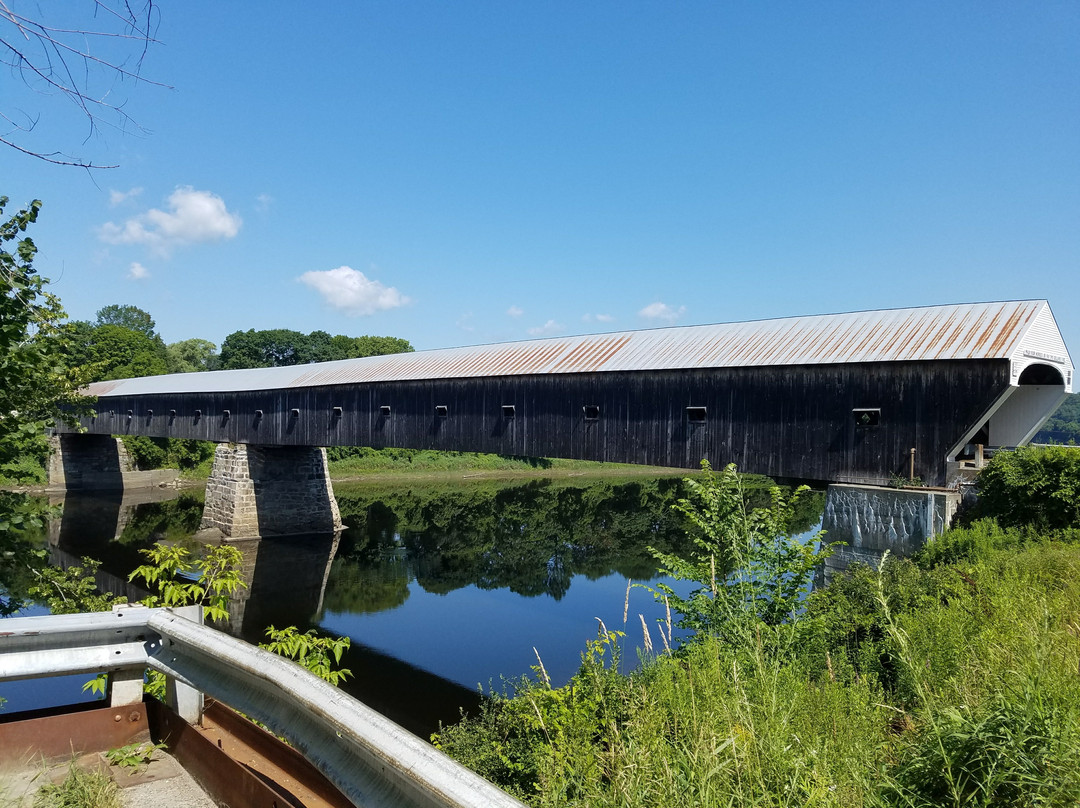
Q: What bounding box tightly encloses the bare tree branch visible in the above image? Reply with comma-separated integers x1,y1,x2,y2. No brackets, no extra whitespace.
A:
0,0,170,168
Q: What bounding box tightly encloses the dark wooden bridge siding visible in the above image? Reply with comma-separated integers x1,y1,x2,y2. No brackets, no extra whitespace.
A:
68,358,1010,485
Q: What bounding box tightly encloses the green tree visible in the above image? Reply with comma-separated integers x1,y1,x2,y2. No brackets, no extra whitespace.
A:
350,335,414,358
95,304,157,338
219,328,307,369
0,197,94,478
88,324,169,381
1034,393,1080,444
220,328,413,370
165,338,219,373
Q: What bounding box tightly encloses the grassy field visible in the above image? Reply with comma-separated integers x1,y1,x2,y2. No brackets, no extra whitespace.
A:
323,446,685,480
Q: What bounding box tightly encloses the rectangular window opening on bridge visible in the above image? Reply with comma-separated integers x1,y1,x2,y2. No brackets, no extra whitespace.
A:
380,405,392,417
435,405,448,417
686,406,707,424
222,410,230,422
194,409,202,422
146,409,153,418
254,409,264,419
290,408,300,418
583,404,600,421
854,408,881,427
502,404,516,418
332,406,343,417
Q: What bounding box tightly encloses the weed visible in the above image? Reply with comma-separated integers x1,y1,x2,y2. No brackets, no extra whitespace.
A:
130,542,246,623
32,759,121,808
105,741,166,775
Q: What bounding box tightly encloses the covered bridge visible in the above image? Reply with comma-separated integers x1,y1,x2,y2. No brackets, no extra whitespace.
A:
62,300,1073,487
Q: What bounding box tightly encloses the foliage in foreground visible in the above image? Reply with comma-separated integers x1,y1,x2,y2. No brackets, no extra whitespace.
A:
130,542,246,624
16,539,353,699
435,457,1080,807
261,625,352,686
0,197,95,484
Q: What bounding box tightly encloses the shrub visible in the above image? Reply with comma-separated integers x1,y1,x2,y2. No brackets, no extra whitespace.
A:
969,445,1080,529
650,461,834,640
120,435,216,472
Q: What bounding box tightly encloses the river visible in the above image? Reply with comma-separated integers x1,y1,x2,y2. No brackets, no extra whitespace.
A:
3,473,826,737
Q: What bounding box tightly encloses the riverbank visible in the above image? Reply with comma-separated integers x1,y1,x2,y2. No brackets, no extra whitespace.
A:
432,448,1080,807
2,446,689,495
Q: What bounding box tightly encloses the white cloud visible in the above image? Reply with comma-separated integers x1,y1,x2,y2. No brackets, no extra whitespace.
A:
457,312,475,332
255,193,273,212
638,301,686,323
297,265,410,316
126,262,149,280
100,187,242,254
528,319,565,337
582,313,615,324
109,187,142,206
507,305,524,317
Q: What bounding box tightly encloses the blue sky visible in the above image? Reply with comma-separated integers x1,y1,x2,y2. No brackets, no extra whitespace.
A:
4,2,1079,356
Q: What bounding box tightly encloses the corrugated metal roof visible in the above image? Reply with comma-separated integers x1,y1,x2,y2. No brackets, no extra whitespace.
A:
87,300,1063,397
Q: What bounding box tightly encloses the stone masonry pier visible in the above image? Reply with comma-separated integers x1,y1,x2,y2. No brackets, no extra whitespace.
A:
199,444,342,539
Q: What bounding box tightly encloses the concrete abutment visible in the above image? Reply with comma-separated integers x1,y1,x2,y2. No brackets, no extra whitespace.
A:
47,434,178,490
820,483,961,584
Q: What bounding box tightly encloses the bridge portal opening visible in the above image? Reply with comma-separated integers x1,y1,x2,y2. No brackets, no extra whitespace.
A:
1018,364,1064,386
948,361,1070,472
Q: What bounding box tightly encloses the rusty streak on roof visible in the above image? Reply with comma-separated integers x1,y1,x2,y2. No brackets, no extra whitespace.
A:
85,300,1058,397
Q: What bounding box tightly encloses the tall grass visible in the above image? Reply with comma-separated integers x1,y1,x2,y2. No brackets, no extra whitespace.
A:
435,459,1080,807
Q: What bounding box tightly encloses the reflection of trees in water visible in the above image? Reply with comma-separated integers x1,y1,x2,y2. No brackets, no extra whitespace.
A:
116,492,205,545
322,551,411,615
47,491,208,587
328,476,826,613
329,477,708,607
0,492,51,614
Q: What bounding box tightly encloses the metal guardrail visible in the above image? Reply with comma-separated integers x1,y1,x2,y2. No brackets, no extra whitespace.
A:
0,606,525,808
